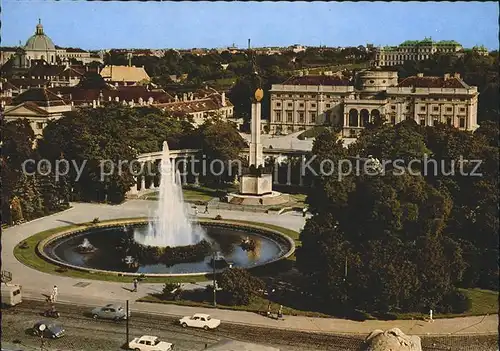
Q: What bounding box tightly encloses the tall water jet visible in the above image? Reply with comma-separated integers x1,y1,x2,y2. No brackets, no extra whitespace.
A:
134,141,204,247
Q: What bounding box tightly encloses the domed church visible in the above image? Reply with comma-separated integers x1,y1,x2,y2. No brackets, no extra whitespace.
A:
0,20,103,67
24,19,57,63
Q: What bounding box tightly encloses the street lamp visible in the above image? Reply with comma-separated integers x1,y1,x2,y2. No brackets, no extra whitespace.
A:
212,251,217,307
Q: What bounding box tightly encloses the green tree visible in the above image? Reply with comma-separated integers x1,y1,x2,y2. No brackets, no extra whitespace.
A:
217,268,265,305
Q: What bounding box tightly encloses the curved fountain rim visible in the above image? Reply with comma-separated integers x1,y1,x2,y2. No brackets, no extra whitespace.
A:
36,218,296,278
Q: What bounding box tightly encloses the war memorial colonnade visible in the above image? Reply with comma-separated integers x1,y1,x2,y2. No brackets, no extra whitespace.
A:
127,147,313,196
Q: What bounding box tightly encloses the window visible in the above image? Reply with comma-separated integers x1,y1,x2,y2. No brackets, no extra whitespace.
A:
299,103,304,108
447,117,452,126
459,118,466,128
433,118,439,126
459,107,466,112
420,118,426,126
447,98,452,102
299,112,305,122
349,129,356,137
276,102,281,107
433,106,439,112
310,112,316,123
311,103,316,108
299,94,304,98
391,106,396,110
287,111,293,122
326,103,331,108
275,111,282,122
36,122,44,129
446,107,452,112
406,106,410,111
287,103,293,108
420,106,426,112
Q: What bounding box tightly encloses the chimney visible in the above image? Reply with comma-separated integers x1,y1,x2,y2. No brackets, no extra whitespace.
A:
174,94,178,102
183,93,187,102
108,96,112,101
417,73,424,78
148,97,153,105
444,73,450,80
139,97,143,105
453,72,461,79
221,92,226,107
115,96,119,102
92,99,96,108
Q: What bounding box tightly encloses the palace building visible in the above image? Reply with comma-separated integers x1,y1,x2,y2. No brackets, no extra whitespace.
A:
373,38,489,67
268,69,479,138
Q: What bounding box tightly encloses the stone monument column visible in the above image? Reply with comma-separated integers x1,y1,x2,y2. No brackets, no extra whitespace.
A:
249,89,264,168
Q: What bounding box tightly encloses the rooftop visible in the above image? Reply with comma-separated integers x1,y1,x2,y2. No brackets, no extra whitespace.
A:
282,75,351,86
100,65,150,83
13,87,69,107
398,74,470,89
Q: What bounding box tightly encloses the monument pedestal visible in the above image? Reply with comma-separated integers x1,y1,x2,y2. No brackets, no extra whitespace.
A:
239,174,272,195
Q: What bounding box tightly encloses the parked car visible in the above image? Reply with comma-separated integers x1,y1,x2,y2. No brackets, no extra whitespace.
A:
91,303,129,320
31,320,65,339
128,335,174,351
179,313,220,330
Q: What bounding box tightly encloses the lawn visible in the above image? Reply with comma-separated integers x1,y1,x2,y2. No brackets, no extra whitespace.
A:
139,287,499,321
390,288,499,320
13,217,298,283
141,185,238,203
139,293,330,318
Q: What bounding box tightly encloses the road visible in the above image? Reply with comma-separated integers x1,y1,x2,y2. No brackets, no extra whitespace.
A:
1,299,365,351
2,300,497,351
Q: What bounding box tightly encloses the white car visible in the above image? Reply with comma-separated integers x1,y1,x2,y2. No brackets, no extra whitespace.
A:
128,335,174,351
179,313,221,330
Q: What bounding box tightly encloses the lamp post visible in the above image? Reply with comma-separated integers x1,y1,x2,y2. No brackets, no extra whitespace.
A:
212,251,217,307
126,300,129,346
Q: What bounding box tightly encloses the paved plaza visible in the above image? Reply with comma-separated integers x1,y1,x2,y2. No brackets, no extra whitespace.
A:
2,200,498,336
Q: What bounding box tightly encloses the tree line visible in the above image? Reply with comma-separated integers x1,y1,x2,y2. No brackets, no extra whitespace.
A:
1,105,246,225
297,118,498,315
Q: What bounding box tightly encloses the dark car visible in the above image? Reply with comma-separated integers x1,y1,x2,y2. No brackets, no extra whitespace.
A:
32,320,65,339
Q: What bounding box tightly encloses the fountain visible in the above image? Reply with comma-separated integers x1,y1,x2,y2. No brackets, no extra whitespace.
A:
134,141,205,247
75,238,96,254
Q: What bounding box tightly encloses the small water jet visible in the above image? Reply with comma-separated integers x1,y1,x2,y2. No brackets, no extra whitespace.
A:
75,238,96,254
134,141,205,247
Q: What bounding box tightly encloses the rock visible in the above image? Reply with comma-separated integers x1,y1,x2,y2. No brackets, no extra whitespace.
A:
364,328,422,351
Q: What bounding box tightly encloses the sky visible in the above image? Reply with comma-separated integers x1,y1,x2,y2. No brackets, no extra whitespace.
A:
1,1,498,50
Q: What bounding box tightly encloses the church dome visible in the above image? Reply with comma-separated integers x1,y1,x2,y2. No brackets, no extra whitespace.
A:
24,20,56,51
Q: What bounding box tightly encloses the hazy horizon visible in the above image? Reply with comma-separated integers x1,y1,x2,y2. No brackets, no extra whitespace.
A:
2,1,498,51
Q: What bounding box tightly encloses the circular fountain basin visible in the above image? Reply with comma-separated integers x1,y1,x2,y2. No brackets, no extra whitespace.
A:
39,220,295,277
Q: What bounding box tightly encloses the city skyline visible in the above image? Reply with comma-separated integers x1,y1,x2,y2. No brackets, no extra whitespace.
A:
1,1,498,50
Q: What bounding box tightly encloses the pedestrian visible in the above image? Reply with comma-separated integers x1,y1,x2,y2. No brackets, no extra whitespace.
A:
278,305,283,320
51,285,58,302
204,204,209,214
132,278,138,292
